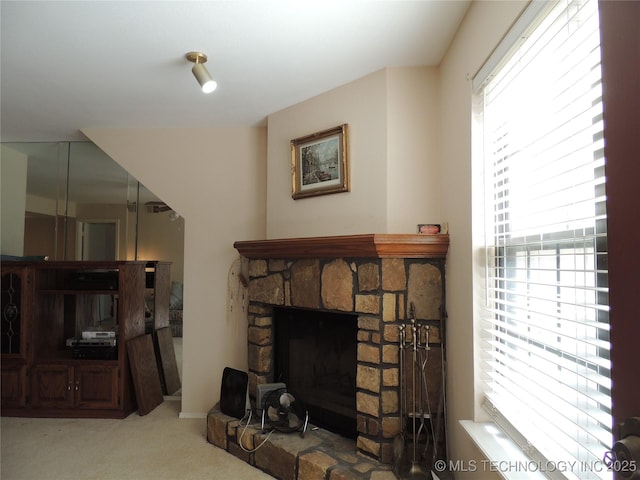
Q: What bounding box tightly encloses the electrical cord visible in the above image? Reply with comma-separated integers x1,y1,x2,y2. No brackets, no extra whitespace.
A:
237,410,275,453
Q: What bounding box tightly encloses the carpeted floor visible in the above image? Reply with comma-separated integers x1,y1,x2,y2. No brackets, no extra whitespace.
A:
1,398,275,480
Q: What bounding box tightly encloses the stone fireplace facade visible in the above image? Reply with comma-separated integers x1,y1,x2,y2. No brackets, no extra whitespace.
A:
235,234,449,465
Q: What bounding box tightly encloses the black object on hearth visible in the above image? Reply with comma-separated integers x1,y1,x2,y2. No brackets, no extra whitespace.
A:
220,367,249,419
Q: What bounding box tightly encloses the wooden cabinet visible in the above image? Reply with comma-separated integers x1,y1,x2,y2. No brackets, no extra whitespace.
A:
74,364,119,409
31,363,119,410
1,261,150,418
1,265,31,409
1,362,27,408
31,364,74,409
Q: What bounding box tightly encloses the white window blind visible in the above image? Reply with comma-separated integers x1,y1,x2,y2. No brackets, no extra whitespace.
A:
477,0,611,478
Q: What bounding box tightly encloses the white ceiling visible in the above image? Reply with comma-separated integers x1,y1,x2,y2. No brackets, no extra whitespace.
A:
0,0,470,142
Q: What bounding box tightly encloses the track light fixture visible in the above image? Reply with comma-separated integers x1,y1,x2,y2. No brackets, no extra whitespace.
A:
185,51,217,93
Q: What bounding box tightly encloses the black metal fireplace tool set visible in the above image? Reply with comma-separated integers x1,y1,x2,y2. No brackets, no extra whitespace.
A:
394,303,449,479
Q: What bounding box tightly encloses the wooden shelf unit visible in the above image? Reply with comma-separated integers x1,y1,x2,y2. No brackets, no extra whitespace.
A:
1,261,149,418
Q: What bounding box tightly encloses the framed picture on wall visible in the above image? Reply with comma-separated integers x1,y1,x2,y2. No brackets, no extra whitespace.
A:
291,124,349,200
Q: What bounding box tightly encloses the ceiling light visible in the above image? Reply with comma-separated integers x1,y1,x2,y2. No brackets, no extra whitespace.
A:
185,51,217,93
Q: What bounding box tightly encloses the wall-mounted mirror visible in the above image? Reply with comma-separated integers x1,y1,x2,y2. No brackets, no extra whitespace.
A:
0,141,184,284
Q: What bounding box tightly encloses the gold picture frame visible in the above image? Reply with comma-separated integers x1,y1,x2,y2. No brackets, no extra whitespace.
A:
291,124,349,200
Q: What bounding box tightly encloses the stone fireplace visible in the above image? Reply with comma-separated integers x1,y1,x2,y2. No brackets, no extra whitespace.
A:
234,234,449,465
207,234,449,479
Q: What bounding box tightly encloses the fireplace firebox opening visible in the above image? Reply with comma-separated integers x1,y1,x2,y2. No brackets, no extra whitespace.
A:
273,306,358,439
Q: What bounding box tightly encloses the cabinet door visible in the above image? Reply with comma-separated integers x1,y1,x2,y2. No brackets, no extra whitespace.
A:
31,364,74,409
1,267,31,358
1,361,27,408
75,364,119,410
1,267,31,412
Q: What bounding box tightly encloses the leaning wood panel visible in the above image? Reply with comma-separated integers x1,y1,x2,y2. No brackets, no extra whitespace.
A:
154,327,181,396
126,334,163,415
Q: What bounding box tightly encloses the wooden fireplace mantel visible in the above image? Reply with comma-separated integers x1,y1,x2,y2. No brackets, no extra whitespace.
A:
233,233,449,259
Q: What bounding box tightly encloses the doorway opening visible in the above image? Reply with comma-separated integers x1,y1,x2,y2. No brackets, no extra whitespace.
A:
76,220,118,261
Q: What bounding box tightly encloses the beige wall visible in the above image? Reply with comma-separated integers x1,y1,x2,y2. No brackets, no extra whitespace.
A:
386,66,442,232
438,1,527,477
266,67,442,238
82,127,267,416
266,69,388,238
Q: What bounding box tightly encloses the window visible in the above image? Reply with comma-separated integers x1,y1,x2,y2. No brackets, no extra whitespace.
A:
475,0,611,478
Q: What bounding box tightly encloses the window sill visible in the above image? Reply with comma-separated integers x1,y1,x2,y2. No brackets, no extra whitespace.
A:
459,420,547,480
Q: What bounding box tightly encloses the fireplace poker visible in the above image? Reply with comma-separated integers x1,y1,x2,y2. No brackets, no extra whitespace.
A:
417,324,434,461
399,323,406,435
393,323,407,476
412,317,418,471
406,304,431,479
